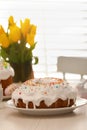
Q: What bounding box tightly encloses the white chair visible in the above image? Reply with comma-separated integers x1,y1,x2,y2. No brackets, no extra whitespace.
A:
57,56,87,80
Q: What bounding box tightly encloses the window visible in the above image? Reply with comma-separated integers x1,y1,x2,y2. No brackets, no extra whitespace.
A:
0,0,87,78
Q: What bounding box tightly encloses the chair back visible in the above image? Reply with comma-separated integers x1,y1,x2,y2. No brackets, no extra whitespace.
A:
57,56,87,79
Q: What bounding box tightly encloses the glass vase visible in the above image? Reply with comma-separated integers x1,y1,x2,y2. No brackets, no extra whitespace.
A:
10,61,34,83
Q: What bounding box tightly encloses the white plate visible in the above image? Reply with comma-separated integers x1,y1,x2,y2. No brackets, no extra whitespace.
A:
6,98,87,116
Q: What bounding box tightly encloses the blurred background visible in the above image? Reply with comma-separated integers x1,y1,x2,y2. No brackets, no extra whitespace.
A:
0,0,87,79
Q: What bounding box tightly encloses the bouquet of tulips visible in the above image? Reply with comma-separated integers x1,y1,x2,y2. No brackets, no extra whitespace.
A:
0,16,38,64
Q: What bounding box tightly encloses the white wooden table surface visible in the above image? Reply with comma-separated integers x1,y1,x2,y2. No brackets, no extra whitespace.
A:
0,100,87,130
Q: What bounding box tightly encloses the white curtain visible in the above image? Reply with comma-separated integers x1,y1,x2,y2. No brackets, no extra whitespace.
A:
0,0,87,78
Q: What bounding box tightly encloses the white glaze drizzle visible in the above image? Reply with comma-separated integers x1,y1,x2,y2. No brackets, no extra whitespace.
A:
0,61,14,80
12,78,77,108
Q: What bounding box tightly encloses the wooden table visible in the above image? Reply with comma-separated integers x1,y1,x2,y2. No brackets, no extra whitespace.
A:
0,100,87,130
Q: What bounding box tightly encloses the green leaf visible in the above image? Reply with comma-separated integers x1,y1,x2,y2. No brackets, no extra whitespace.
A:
33,56,39,65
0,48,9,61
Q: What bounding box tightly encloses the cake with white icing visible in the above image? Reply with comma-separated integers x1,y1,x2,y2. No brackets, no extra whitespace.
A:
12,77,77,109
0,60,14,96
5,83,20,96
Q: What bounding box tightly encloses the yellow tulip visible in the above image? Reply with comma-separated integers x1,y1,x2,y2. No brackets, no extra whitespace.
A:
30,25,37,35
8,16,15,26
20,18,30,37
9,25,21,43
26,33,35,46
0,25,5,35
0,33,9,48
